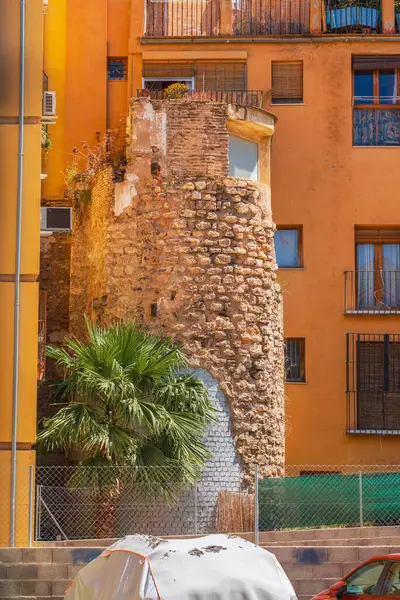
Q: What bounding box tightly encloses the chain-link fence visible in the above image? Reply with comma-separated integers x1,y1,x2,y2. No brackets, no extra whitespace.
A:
259,465,400,532
3,464,400,546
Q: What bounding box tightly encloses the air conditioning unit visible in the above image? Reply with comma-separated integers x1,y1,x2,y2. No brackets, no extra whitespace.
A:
40,207,72,232
43,91,56,116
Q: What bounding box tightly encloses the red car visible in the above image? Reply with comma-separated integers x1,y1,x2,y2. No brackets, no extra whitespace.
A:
312,555,400,600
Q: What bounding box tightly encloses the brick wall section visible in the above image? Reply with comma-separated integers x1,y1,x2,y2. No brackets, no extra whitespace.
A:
164,101,229,180
39,233,71,345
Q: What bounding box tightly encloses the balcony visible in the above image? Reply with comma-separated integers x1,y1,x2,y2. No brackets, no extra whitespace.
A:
325,0,381,34
137,88,264,108
144,0,311,37
346,333,400,434
344,270,400,315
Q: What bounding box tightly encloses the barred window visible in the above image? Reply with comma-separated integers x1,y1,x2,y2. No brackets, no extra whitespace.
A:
108,57,128,81
284,338,306,383
271,62,303,105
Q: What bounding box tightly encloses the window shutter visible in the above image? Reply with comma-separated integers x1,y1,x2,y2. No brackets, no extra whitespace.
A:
355,228,400,243
272,62,303,104
142,62,194,78
353,56,400,70
195,62,247,91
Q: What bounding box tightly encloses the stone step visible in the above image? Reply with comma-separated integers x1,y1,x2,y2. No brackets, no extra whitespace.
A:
281,562,350,580
0,597,63,600
0,547,103,565
291,578,339,596
262,545,400,564
266,537,400,547
0,580,69,597
259,526,400,543
0,563,84,580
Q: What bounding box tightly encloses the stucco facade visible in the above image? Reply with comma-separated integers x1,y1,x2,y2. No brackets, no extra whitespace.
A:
0,0,44,544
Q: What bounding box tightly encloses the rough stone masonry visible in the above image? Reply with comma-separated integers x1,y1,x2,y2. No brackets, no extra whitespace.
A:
69,98,285,487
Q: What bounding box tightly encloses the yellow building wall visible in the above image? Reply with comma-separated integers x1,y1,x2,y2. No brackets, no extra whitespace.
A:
0,0,43,545
42,0,67,200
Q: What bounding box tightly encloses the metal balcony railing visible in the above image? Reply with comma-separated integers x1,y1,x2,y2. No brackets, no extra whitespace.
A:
353,108,400,146
232,0,310,35
344,271,400,315
324,0,381,33
346,333,400,434
137,89,264,108
144,0,310,37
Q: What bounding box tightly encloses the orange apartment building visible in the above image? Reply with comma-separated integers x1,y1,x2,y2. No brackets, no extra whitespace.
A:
42,0,400,468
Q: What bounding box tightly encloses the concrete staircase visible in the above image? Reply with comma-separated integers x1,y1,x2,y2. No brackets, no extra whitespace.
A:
0,547,102,600
0,527,399,599
261,526,400,600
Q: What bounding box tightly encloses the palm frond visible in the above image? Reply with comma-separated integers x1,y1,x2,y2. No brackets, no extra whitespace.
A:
39,320,216,488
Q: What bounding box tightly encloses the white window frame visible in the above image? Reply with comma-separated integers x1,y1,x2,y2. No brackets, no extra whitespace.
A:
228,134,259,182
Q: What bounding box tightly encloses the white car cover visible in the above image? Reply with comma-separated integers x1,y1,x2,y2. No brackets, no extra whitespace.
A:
64,533,297,600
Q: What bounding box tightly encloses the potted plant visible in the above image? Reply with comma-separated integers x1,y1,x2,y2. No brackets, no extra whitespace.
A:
326,0,380,32
395,0,400,31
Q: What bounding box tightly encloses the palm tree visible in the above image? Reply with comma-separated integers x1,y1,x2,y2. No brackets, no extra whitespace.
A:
37,320,215,537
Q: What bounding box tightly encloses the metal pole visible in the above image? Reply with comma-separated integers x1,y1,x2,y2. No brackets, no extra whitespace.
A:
359,472,363,527
35,485,41,542
10,0,26,548
194,483,198,535
28,466,33,547
254,465,259,546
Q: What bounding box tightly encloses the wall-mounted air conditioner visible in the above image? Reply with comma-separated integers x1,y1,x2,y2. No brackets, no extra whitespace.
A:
40,207,72,232
43,91,56,116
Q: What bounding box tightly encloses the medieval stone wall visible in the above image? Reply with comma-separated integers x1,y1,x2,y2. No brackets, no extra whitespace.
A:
67,99,285,487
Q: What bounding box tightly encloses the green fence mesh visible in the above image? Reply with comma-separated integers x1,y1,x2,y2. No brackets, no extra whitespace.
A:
259,472,400,530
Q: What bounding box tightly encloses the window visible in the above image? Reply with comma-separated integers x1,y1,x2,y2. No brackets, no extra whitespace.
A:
274,227,303,268
346,333,400,433
143,78,194,92
383,562,400,597
355,228,400,310
284,338,305,383
353,56,400,146
271,62,303,105
108,58,127,81
228,135,258,181
345,561,387,596
142,61,247,92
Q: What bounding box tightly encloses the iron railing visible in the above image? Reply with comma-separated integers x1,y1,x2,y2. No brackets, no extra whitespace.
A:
345,271,400,314
144,0,311,37
325,0,381,33
353,108,400,146
145,0,221,36
137,88,264,108
346,333,400,434
232,0,310,35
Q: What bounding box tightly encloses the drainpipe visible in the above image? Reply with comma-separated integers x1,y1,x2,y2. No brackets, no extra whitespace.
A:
10,0,26,548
